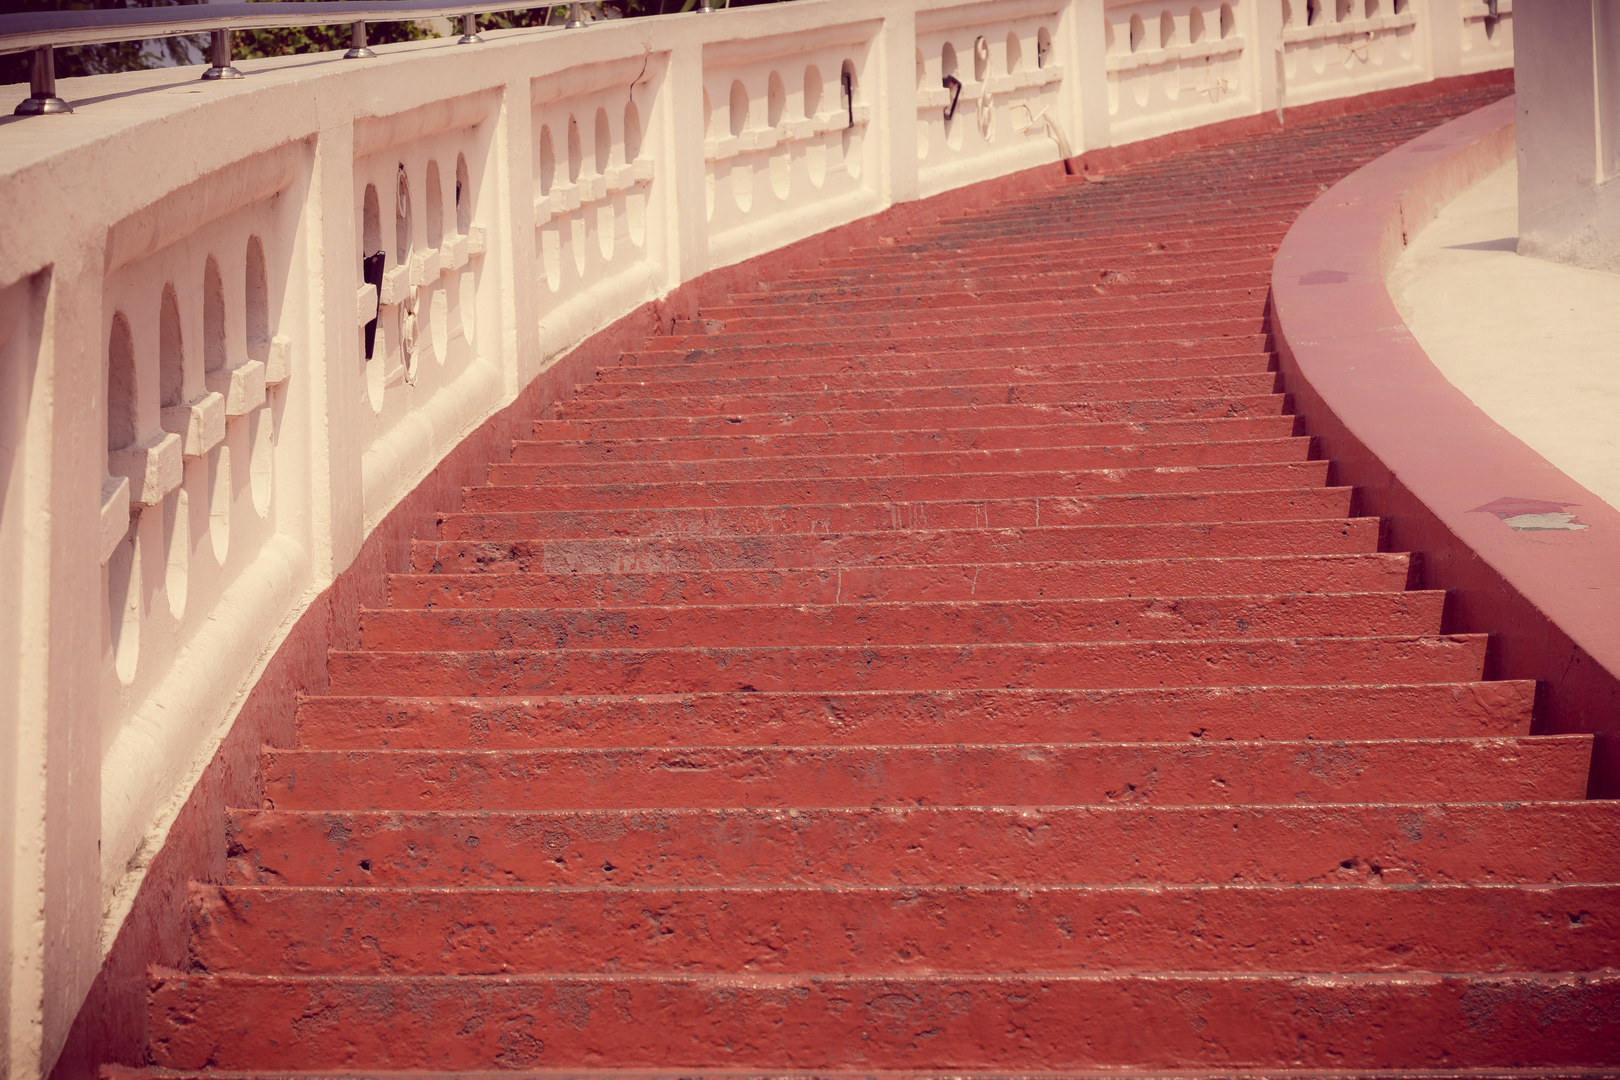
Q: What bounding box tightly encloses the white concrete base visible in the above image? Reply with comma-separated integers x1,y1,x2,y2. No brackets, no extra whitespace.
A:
1389,159,1620,512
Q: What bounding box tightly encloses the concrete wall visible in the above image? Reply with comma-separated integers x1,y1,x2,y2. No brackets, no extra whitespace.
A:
0,0,1510,1075
1514,0,1620,272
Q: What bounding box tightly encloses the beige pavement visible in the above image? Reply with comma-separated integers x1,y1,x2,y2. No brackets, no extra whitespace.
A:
1389,160,1620,511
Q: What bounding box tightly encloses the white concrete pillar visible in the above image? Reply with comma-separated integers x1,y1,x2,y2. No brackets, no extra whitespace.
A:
307,115,365,577
1516,0,1620,272
1069,0,1110,151
669,39,710,283
1426,0,1465,80
878,7,920,205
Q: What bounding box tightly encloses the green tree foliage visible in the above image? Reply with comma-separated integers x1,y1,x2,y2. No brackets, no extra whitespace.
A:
0,0,208,85
3,0,798,83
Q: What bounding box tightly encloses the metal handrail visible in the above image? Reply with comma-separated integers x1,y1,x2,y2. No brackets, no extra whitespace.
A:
3,0,717,115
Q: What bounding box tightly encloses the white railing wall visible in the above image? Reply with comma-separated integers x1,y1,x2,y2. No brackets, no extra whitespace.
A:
0,0,1509,1074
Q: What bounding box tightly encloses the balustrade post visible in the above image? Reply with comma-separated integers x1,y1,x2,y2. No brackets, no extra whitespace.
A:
13,45,72,116
200,28,245,80
345,21,376,59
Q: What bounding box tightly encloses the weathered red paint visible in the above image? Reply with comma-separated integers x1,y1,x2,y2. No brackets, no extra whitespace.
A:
69,73,1620,1077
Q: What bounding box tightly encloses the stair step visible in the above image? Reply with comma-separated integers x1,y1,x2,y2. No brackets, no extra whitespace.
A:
532,395,1288,441
294,681,1536,750
260,736,1589,812
189,880,1620,977
388,553,1412,609
323,634,1491,696
613,335,1275,369
357,593,1446,651
226,801,1620,888
410,518,1383,574
549,374,1281,420
584,355,1272,395
475,463,1330,512
525,417,1301,459
438,489,1352,541
502,439,1313,482
146,969,1620,1072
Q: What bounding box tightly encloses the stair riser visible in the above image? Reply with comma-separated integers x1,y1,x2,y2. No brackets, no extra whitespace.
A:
357,593,1445,652
703,285,1269,319
477,464,1329,512
190,882,1620,977
556,376,1280,416
261,736,1587,812
532,395,1288,441
295,682,1535,751
525,418,1301,460
738,269,1273,303
324,635,1489,697
589,354,1272,389
635,322,1265,354
679,299,1270,335
147,971,1620,1071
615,336,1273,368
779,259,1275,288
443,489,1350,541
388,553,1412,610
226,802,1620,889
503,438,1311,481
410,518,1383,574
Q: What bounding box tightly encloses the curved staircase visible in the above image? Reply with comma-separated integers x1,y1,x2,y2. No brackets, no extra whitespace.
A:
138,84,1620,1075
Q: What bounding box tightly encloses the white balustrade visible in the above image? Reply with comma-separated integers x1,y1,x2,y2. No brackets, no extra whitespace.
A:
1105,0,1252,141
1277,0,1424,106
0,0,1509,1073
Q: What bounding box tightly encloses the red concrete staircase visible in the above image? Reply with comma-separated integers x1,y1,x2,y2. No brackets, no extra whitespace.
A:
138,85,1620,1075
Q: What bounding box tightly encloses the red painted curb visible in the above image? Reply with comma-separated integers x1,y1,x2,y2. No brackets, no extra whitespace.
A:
1270,96,1620,796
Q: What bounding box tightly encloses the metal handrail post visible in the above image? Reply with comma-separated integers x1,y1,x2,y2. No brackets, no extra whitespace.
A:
457,14,482,43
13,44,72,115
200,28,244,79
344,20,375,58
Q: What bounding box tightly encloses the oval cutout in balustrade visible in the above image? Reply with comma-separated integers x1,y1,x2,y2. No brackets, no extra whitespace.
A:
840,59,861,177
1189,7,1206,43
108,312,137,452
1221,3,1236,37
1160,10,1177,47
208,442,229,564
1129,14,1145,51
455,154,472,234
567,115,582,184
1038,26,1052,66
805,65,824,118
395,164,412,265
108,528,140,685
1006,32,1022,73
160,283,184,410
249,406,273,518
1336,0,1353,22
729,80,749,138
204,256,226,377
623,100,643,162
426,160,444,250
246,236,270,367
537,126,556,196
594,108,612,175
163,488,187,619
